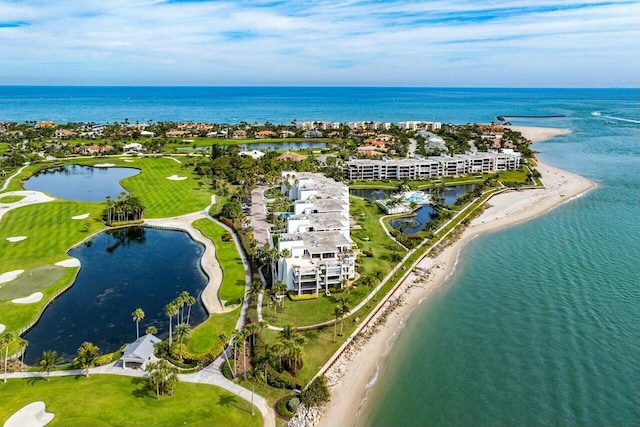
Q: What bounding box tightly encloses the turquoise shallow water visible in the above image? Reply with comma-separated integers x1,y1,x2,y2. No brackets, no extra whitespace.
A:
360,97,639,426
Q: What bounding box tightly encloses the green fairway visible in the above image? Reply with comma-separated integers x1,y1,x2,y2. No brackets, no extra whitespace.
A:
187,308,240,356
59,157,213,218
192,218,246,306
0,195,25,203
0,266,67,300
0,375,261,427
0,200,105,272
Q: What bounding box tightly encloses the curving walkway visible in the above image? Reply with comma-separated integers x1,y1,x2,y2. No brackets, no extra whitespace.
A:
0,164,29,192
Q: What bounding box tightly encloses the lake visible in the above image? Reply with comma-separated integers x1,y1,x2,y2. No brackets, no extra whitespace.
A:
23,226,208,363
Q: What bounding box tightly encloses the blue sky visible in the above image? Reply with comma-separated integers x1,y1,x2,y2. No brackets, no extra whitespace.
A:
0,0,638,87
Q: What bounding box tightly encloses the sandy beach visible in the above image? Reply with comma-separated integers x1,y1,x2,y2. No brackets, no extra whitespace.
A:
318,126,595,427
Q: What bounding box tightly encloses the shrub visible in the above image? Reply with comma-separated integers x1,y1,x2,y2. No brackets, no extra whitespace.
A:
221,232,232,242
362,250,374,257
301,375,330,407
289,293,318,301
287,397,300,412
95,354,113,366
276,397,295,419
267,367,297,390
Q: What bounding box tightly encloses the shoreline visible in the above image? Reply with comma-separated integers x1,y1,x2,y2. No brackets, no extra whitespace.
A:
318,126,595,427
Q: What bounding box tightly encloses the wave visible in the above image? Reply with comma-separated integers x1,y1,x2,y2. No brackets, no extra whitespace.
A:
602,115,640,124
591,111,601,116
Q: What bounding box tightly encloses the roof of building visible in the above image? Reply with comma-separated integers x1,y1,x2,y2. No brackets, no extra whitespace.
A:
121,334,161,364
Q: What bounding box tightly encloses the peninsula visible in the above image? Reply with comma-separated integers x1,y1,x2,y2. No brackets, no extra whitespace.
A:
0,120,593,427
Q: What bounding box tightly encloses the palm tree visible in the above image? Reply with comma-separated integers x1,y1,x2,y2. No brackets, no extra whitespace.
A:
339,297,350,337
145,325,158,335
333,306,342,343
174,323,192,362
274,280,288,311
146,359,179,399
132,307,145,339
164,303,178,346
218,333,234,377
1,332,14,383
184,294,196,325
74,342,100,377
177,291,191,324
37,350,62,381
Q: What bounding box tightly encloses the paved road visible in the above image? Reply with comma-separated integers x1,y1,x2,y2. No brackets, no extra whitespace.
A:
249,186,271,248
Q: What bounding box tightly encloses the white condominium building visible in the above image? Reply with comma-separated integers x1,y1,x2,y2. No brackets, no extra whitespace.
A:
277,172,356,296
345,150,521,181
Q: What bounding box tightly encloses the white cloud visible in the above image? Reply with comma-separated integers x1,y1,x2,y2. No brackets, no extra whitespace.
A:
0,0,638,86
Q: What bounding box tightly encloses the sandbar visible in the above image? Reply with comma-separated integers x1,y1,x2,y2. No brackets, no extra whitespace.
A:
3,401,54,427
55,258,81,268
6,236,27,242
71,213,90,220
0,270,24,284
319,126,595,427
167,175,188,181
12,292,44,304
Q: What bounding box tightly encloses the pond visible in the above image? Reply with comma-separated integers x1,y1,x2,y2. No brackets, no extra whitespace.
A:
385,184,478,234
23,226,208,364
176,141,327,152
24,164,139,202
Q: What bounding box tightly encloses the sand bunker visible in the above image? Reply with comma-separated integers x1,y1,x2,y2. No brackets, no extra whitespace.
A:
0,324,5,334
0,270,24,284
167,175,188,181
93,163,115,168
55,258,81,268
124,159,134,163
71,213,90,220
12,292,44,304
3,401,54,427
6,236,27,242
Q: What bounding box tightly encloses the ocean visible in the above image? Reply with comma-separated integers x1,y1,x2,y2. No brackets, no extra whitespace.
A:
1,86,638,426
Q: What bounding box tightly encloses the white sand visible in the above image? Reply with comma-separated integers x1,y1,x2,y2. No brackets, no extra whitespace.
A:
319,126,595,427
166,157,182,163
71,213,90,220
3,401,54,427
0,270,24,284
6,236,27,242
93,163,115,168
55,258,81,268
124,159,135,163
0,324,5,334
0,191,55,222
167,175,188,181
12,292,44,304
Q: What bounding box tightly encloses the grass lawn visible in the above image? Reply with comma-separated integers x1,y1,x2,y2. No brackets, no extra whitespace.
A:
497,169,529,184
192,218,246,306
0,195,26,203
0,375,261,427
187,308,240,356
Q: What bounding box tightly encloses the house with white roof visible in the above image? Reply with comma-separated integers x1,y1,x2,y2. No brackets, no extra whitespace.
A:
120,334,161,369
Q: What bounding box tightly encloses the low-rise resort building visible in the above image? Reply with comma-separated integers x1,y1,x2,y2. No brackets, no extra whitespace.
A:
276,172,356,296
345,149,521,181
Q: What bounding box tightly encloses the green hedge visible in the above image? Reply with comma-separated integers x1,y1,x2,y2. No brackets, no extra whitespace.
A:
288,293,318,301
276,396,295,419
